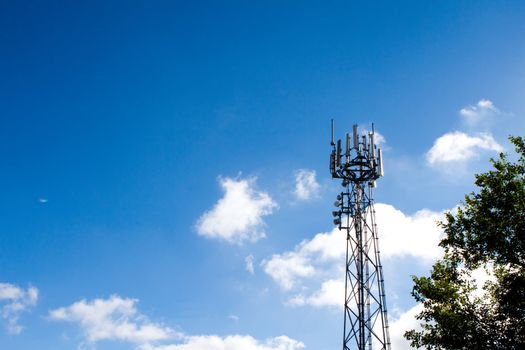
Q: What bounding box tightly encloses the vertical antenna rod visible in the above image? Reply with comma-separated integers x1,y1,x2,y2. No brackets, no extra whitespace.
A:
331,119,335,146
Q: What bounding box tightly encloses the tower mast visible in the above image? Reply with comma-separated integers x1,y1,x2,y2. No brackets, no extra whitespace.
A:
330,121,390,350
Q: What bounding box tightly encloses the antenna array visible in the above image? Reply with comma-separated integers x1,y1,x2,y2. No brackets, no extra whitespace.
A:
329,120,390,350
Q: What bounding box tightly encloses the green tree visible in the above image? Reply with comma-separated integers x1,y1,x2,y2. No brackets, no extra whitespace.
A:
405,136,525,350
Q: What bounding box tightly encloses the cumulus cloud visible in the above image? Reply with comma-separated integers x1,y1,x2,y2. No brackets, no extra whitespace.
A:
376,204,444,261
427,99,508,169
196,177,278,244
263,203,445,307
469,264,495,299
50,295,304,350
426,131,503,166
0,282,38,334
262,252,316,291
287,279,344,308
245,255,255,274
293,169,320,201
262,224,347,291
389,304,423,350
49,295,175,347
142,335,305,350
459,99,500,127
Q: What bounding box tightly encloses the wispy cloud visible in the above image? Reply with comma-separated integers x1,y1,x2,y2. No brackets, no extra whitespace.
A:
196,176,278,244
142,334,305,350
426,131,503,166
293,169,320,201
228,314,239,322
373,131,386,146
245,255,255,274
0,282,38,335
459,98,500,127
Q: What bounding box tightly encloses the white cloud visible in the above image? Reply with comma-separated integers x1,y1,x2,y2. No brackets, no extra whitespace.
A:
142,335,305,350
262,225,347,291
0,282,38,334
389,304,423,350
374,131,386,146
459,99,500,126
361,129,386,147
245,255,255,274
50,295,304,350
49,295,175,347
263,203,445,307
463,263,496,301
196,177,278,244
228,314,239,322
427,99,509,170
375,204,444,261
293,169,320,201
262,252,316,291
287,279,344,308
426,131,503,165
470,265,495,293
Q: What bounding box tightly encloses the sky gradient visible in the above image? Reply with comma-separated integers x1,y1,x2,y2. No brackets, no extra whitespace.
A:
1,1,525,349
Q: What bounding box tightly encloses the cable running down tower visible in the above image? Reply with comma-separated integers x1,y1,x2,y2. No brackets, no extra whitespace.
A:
329,121,391,350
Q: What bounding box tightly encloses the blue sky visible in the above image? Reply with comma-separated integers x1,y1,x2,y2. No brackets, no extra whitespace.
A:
1,1,524,349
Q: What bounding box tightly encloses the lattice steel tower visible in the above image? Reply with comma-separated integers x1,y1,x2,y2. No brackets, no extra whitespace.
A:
329,121,391,350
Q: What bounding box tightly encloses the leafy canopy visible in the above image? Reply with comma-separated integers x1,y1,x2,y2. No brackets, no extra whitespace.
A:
405,136,525,350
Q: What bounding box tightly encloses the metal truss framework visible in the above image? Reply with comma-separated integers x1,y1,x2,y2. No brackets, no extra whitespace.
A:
330,122,391,350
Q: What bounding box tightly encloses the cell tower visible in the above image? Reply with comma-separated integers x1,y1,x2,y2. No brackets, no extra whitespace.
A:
329,120,391,350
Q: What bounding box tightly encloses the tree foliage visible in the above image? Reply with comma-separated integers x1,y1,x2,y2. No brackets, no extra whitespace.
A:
405,136,525,350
